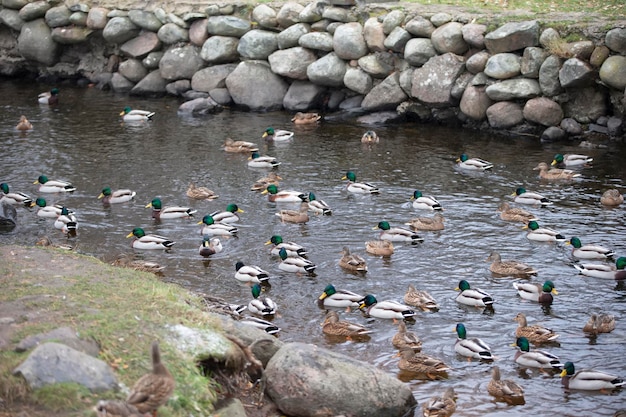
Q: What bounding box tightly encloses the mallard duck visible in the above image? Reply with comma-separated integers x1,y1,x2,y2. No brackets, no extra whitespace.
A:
342,171,380,194
234,261,270,284
534,162,581,180
291,112,321,125
15,115,33,131
454,323,493,361
358,294,416,321
486,251,537,277
265,235,307,258
583,313,616,334
566,236,615,260
410,190,442,211
513,280,557,304
278,247,316,274
186,183,218,200
455,280,494,308
403,284,439,311
275,204,309,223
198,215,238,237
375,221,423,244
456,154,493,171
317,284,362,310
551,153,592,168
54,207,78,235
560,361,625,391
392,321,422,352
512,187,552,206
98,187,136,204
248,151,281,168
38,87,59,104
361,130,379,144
600,189,624,207
262,127,294,142
422,387,456,417
94,400,143,417
321,310,371,339
146,198,196,220
111,255,165,274
497,202,538,224
405,213,444,231
126,227,175,250
513,313,559,344
198,236,223,257
397,348,451,378
262,184,308,203
487,366,525,405
250,172,281,192
35,235,75,251
240,316,281,335
365,239,394,257
120,106,155,122
127,341,175,415
0,183,33,207
513,336,562,369
573,257,626,280
222,138,259,153
339,246,367,273
209,204,243,224
524,220,565,242
34,175,76,193
32,198,70,218
248,283,277,317
307,192,332,215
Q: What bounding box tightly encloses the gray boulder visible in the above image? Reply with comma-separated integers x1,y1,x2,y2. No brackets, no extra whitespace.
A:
460,85,492,120
252,4,277,29
283,80,326,111
225,60,288,111
462,23,487,49
18,19,59,66
118,58,147,83
206,15,250,37
559,57,595,88
0,200,17,230
358,53,395,79
277,23,310,49
307,52,346,87
606,28,626,54
344,67,373,95
334,22,368,60
466,51,489,74
85,7,108,30
540,126,566,142
102,16,139,44
160,45,203,81
362,73,408,111
127,10,163,32
560,118,583,136
157,23,189,44
539,55,562,96
411,52,465,107
486,101,524,128
15,327,99,356
189,18,209,46
110,72,135,92
431,22,468,55
484,53,521,79
539,27,560,48
69,11,87,26
485,78,541,101
178,97,222,115
44,5,71,28
521,47,548,78
384,26,412,54
322,6,355,23
18,1,50,22
363,17,385,52
142,51,163,69
237,30,278,60
404,38,437,67
590,45,610,68
130,69,167,96
561,86,607,124
276,2,304,28
201,36,239,64
299,31,334,52
523,97,563,126
268,47,316,80
0,8,24,31
599,56,626,90
382,10,404,35
191,63,237,92
431,12,452,27
120,32,161,59
209,88,232,106
405,16,435,38
298,1,325,24
166,79,191,96
484,20,539,53
50,27,93,44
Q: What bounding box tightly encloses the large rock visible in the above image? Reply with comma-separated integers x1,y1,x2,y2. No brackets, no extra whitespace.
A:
384,26,412,53
605,28,626,54
465,51,489,74
344,67,372,95
411,52,465,107
357,52,395,79
268,47,316,80
382,9,404,35
484,20,539,53
405,16,434,38
18,1,50,22
299,31,334,52
118,58,148,83
237,30,278,60
521,47,548,78
189,18,209,46
127,10,163,32
599,56,626,90
363,17,385,52
191,64,237,92
538,55,562,96
44,5,70,28
102,16,139,44
159,45,204,81
0,8,24,31
252,4,277,29
178,97,222,115
18,19,59,66
264,343,417,417
485,78,541,101
561,86,607,124
201,36,239,64
276,2,304,28
462,23,487,49
361,72,408,111
559,57,595,88
225,60,288,111
430,22,467,55
277,23,310,49
130,69,167,96
484,53,521,79
486,101,524,128
404,38,437,67
306,52,346,87
85,7,108,30
51,27,93,44
460,85,492,120
157,23,189,44
333,22,367,60
523,97,563,126
283,80,326,111
0,200,17,230
206,15,250,37
120,31,161,59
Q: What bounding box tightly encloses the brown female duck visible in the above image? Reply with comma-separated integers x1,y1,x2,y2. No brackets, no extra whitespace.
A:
127,341,175,416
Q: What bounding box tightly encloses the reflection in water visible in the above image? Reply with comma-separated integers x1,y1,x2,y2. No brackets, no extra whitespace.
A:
1,80,625,416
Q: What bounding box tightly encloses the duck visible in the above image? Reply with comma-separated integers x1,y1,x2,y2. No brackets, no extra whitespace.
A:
275,204,309,223
291,112,321,125
455,280,494,308
0,183,33,207
566,236,615,260
265,235,307,258
111,254,165,274
582,313,616,334
15,115,33,131
342,171,380,194
486,251,537,277
98,187,136,204
513,336,563,369
34,175,76,193
234,261,270,284
278,247,316,275
146,198,196,220
248,283,277,317
32,198,70,218
365,239,394,257
456,154,493,171
307,192,332,215
262,184,308,203
560,361,625,391
35,235,75,251
422,387,456,417
222,138,259,153
240,316,281,335
497,202,538,224
573,257,626,280
198,215,238,237
375,221,423,244
360,130,379,144
38,87,59,104
262,127,294,142
534,162,581,180
487,366,525,405
317,284,362,311
410,190,442,211
321,310,371,339
551,153,592,168
512,187,552,206
405,213,445,231
338,246,367,273
248,151,281,168
513,313,559,344
454,323,493,361
186,183,219,200
391,321,422,352
403,284,439,311
396,348,451,378
513,280,557,304
127,341,175,415
358,294,416,322
54,207,78,235
250,172,281,192
94,400,143,417
198,236,223,257
209,204,243,224
524,220,565,242
126,228,175,250
600,189,624,207
120,106,155,122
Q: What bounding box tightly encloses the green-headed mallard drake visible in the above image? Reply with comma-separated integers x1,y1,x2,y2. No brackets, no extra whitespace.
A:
321,310,371,340
34,175,76,193
456,154,493,171
455,280,494,308
198,215,238,237
262,184,308,203
127,341,175,415
275,203,309,223
222,138,259,153
317,284,362,311
487,366,525,405
98,187,136,204
583,313,616,335
560,361,625,391
209,203,243,224
375,221,423,244
566,236,615,260
111,254,165,274
422,387,456,417
512,187,552,206
248,283,277,317
146,198,197,220
342,171,380,194
573,257,626,280
33,197,70,218
240,316,281,335
291,112,321,125
361,130,379,144
551,153,592,168
265,235,307,258
0,183,33,207
339,246,367,273
15,115,33,131
198,236,223,258
524,220,565,242
358,294,416,322
534,162,581,180
262,127,294,142
486,251,537,278
126,227,175,250
397,348,451,379
234,261,270,284
248,151,281,168
392,321,422,352
513,336,562,369
307,192,332,215
54,206,78,235
365,239,394,257
497,202,538,224
403,284,439,311
513,313,559,344
410,190,442,211
405,213,444,231
513,280,557,304
600,189,624,207
186,183,219,200
278,247,316,274
120,106,155,122
38,88,59,104
94,400,143,417
250,172,281,192
454,323,493,361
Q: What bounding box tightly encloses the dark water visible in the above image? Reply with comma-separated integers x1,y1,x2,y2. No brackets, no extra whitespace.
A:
1,79,625,416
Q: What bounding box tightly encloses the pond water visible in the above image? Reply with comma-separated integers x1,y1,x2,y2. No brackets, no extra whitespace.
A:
1,79,625,416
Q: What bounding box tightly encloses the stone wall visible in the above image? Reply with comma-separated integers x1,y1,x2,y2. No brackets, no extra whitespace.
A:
1,0,625,139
